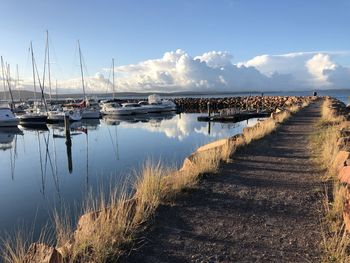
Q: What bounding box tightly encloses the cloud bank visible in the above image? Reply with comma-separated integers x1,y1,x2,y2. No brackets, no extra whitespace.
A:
19,50,350,94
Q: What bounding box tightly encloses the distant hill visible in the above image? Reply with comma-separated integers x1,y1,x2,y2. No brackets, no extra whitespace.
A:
0,89,264,101
1,88,348,101
0,90,47,101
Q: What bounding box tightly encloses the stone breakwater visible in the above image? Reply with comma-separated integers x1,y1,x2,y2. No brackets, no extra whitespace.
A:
121,96,309,113
172,96,309,113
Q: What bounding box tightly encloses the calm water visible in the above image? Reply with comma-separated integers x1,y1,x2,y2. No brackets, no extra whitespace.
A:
0,113,258,237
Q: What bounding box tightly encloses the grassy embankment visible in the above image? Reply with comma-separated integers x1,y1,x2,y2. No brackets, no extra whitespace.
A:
1,100,310,263
309,98,350,262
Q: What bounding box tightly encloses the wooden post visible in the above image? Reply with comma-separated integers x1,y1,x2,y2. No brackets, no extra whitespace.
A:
64,115,71,145
64,115,73,173
207,101,211,117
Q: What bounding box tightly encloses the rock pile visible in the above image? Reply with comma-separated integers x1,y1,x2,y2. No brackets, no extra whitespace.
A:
173,96,311,113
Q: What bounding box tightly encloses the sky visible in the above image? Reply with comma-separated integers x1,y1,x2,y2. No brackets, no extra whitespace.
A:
1,0,350,93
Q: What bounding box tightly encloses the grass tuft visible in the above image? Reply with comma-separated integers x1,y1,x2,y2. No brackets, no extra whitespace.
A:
309,98,350,262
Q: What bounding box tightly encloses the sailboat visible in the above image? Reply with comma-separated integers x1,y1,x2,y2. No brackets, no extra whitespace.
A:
47,35,82,123
100,58,148,116
19,42,48,126
0,56,19,127
65,41,100,119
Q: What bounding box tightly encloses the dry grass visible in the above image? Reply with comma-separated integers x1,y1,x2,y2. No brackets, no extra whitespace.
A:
321,98,346,125
310,124,340,179
1,231,28,263
244,110,291,144
65,162,171,262
53,208,73,249
133,161,167,223
309,99,350,262
191,148,221,174
0,226,52,263
165,148,224,197
70,193,135,262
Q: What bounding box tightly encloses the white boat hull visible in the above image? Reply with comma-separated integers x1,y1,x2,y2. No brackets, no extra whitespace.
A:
48,110,82,122
0,107,19,127
144,104,176,113
101,108,134,116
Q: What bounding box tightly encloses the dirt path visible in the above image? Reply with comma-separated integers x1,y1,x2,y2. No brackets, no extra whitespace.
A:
126,100,324,263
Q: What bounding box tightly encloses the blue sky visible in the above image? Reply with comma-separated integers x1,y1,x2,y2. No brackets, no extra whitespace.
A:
1,0,350,92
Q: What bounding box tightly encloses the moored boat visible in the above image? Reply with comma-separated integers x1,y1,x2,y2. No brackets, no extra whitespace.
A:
101,102,148,115
48,108,82,122
138,94,177,113
0,105,19,127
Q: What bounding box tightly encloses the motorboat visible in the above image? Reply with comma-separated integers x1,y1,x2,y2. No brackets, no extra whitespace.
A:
101,102,129,115
47,108,82,123
138,94,177,113
0,105,19,127
64,99,100,119
101,102,147,115
121,103,148,114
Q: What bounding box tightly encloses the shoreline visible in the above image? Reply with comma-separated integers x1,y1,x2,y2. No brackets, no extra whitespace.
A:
1,96,314,262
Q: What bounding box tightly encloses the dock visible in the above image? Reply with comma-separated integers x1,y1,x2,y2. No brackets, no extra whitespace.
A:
197,111,270,122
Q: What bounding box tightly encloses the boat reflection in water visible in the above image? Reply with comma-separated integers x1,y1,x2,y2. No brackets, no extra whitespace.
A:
102,112,176,126
0,127,23,150
0,127,23,181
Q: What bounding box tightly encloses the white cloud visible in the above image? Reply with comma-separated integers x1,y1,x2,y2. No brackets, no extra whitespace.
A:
194,51,233,68
116,114,260,141
305,53,336,85
241,51,350,89
18,50,350,94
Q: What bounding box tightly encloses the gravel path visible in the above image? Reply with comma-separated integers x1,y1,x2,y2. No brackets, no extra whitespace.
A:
126,100,324,263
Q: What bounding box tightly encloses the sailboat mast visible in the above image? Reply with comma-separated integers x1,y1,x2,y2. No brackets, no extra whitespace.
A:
34,57,48,112
16,64,21,101
78,40,86,100
46,31,52,101
112,58,115,99
0,56,7,101
6,64,15,106
55,79,58,100
30,42,37,101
